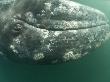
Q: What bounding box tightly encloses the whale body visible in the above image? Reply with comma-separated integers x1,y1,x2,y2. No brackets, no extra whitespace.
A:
0,0,110,64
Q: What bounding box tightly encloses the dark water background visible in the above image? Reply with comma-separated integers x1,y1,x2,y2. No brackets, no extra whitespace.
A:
0,0,110,82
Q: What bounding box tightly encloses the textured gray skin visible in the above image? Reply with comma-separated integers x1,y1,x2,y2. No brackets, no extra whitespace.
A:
0,0,110,64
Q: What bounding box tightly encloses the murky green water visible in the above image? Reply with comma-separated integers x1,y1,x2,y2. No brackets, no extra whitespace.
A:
0,0,110,82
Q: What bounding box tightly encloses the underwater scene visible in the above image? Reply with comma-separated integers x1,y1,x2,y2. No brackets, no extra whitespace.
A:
0,0,110,82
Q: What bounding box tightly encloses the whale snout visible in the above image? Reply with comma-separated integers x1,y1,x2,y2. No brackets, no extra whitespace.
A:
44,0,109,30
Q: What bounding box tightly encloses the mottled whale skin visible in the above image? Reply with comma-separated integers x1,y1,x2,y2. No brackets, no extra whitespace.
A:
0,0,110,64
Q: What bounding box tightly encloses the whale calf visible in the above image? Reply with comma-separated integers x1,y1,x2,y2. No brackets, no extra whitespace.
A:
0,0,110,64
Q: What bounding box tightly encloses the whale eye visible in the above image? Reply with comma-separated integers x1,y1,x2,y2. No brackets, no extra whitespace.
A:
11,23,23,36
13,24,23,32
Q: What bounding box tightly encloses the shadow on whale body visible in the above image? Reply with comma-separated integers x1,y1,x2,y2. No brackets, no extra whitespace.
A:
0,0,110,64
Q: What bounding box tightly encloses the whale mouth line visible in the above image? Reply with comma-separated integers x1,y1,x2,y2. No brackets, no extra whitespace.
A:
14,17,108,31
45,23,107,31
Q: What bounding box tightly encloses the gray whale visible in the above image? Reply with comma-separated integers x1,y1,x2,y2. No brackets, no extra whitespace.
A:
0,0,110,64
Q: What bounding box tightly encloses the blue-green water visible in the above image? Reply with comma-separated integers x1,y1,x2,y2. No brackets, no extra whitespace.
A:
0,0,110,82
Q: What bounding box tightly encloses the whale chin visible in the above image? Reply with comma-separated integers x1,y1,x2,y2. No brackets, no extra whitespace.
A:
0,0,110,64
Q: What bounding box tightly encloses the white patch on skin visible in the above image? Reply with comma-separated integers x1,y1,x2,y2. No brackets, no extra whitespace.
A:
83,52,89,56
95,42,101,48
54,31,62,36
68,30,78,34
25,12,33,18
33,53,44,61
72,21,79,29
46,43,51,50
10,45,18,53
10,45,14,49
60,0,80,10
13,38,21,44
45,3,52,11
105,32,110,41
40,29,49,39
83,29,89,33
63,51,81,61
67,0,80,7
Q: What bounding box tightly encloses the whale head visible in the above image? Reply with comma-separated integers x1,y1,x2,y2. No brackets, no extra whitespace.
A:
0,0,110,64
